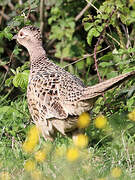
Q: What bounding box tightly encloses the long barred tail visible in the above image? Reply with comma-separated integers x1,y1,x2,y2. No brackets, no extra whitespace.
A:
81,70,135,100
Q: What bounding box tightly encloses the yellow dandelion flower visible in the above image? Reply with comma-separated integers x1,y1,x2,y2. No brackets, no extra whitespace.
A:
34,150,46,162
0,172,11,180
94,115,107,129
97,178,106,180
22,126,40,153
73,134,88,148
22,141,35,153
111,167,122,178
77,112,90,128
29,125,40,135
129,0,135,5
24,159,36,172
66,147,79,162
31,170,42,180
128,109,135,121
28,125,40,144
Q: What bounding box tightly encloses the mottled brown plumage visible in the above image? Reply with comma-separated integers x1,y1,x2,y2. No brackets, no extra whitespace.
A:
14,26,135,140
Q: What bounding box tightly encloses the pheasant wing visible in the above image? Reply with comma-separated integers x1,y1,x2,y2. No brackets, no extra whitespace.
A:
28,72,68,119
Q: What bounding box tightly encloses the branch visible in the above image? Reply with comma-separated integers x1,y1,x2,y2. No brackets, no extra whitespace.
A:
18,0,23,5
26,0,31,19
85,0,102,15
75,3,91,22
63,46,110,68
40,0,44,36
0,10,10,21
94,8,116,83
8,2,15,10
0,51,14,88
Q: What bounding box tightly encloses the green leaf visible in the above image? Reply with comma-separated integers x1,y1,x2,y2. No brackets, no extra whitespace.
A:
68,64,75,74
13,70,29,90
5,76,14,87
13,47,22,56
106,71,118,79
0,32,4,40
0,61,7,66
99,62,113,68
21,61,30,71
76,61,85,70
84,23,93,31
87,28,100,46
61,45,70,58
3,27,13,40
0,106,18,114
65,29,74,40
10,68,16,75
68,21,75,29
0,0,10,6
96,25,103,33
48,16,57,24
99,52,113,61
51,7,60,15
50,25,64,40
127,96,135,111
0,47,4,53
86,57,93,66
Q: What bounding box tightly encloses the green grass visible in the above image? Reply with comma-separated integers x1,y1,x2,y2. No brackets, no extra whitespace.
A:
0,132,135,180
0,94,135,180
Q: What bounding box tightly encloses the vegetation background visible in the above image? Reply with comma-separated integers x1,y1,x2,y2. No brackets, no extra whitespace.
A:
0,0,135,179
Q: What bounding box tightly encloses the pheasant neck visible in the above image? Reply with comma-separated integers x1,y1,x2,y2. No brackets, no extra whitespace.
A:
28,45,51,73
28,45,46,60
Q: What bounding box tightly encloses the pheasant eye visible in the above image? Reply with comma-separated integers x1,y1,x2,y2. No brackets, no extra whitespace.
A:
20,32,23,37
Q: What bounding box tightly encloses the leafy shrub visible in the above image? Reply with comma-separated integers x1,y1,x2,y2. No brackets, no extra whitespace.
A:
0,0,135,179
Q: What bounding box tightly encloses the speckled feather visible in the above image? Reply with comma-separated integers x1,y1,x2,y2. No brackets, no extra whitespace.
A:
15,26,135,140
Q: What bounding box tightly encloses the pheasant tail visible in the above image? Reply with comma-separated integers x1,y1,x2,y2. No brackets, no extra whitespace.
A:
82,70,135,99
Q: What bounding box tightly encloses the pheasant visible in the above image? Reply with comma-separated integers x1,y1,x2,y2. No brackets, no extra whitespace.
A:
13,26,135,140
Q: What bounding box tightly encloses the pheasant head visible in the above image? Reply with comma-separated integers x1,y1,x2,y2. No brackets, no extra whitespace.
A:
13,26,42,49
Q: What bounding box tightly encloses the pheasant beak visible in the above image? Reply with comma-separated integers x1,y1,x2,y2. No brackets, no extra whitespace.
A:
12,34,18,40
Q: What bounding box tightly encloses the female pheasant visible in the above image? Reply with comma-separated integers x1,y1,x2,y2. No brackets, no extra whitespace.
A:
13,26,135,140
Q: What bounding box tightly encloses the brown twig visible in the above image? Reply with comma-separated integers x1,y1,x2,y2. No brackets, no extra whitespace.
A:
40,0,44,36
75,3,92,22
46,39,56,50
75,23,84,31
0,10,10,21
0,7,4,25
0,52,14,88
85,0,102,14
0,71,8,89
120,23,131,50
63,46,110,68
18,0,23,5
26,0,31,19
94,8,116,83
94,29,106,82
8,2,15,10
0,60,9,71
